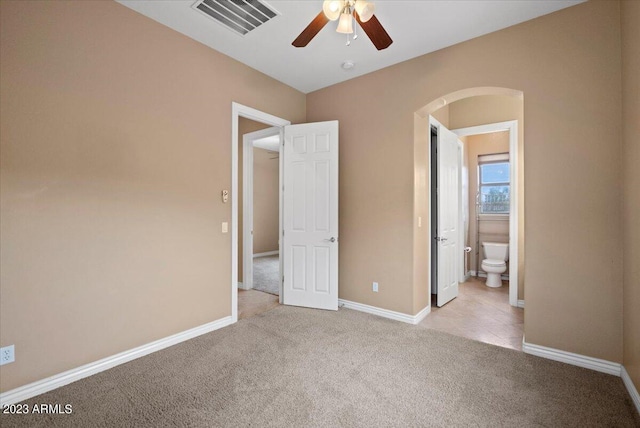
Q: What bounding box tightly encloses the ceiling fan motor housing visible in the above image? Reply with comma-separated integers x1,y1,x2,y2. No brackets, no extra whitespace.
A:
292,0,392,51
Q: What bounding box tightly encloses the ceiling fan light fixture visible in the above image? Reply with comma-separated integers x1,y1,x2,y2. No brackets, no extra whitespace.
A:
322,0,342,21
354,0,375,23
336,11,354,34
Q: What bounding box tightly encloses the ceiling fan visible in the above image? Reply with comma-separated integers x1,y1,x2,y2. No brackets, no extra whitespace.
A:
292,1,392,50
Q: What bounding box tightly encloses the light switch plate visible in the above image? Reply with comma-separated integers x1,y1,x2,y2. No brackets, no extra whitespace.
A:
221,222,228,233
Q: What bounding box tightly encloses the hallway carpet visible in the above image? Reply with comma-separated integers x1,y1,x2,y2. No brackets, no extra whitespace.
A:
1,306,638,427
252,254,279,296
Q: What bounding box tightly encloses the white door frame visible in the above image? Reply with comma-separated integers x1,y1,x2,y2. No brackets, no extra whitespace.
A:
452,120,519,307
231,103,290,323
241,127,281,292
458,139,466,284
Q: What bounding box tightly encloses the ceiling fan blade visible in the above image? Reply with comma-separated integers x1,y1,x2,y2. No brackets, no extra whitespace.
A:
355,13,393,50
292,11,329,47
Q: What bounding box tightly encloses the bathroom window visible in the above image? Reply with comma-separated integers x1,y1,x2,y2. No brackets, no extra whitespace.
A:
478,155,510,214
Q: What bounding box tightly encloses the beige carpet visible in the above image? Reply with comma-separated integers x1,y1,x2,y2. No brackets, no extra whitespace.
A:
1,306,638,427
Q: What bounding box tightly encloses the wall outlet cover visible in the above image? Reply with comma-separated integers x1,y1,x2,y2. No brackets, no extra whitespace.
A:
0,345,15,365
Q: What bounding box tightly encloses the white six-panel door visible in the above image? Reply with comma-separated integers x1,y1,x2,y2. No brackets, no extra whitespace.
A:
282,121,339,310
437,124,460,307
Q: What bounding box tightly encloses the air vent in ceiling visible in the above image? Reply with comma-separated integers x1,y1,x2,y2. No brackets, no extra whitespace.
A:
193,0,279,36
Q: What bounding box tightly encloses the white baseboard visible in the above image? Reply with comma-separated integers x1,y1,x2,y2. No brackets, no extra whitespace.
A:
621,366,640,415
522,340,621,376
517,300,525,308
253,251,279,258
339,299,430,325
413,305,431,324
237,281,251,290
0,315,233,406
524,342,640,415
470,271,510,280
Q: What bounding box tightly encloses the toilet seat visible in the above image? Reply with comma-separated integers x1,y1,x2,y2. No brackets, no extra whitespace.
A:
482,259,506,267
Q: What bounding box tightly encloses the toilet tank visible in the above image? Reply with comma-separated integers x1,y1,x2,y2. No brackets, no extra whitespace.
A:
483,242,509,261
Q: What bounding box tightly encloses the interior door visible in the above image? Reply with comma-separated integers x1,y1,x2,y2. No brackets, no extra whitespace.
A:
436,124,460,307
282,121,339,310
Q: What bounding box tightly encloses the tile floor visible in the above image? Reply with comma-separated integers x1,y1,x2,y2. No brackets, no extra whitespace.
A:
420,277,524,351
238,289,280,320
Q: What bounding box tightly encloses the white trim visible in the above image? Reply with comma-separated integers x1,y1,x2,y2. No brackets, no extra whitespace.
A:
253,250,279,258
0,316,233,406
458,140,465,284
232,102,290,323
339,299,431,325
522,341,621,376
621,366,640,415
453,120,519,307
278,127,284,303
469,270,510,280
517,300,525,308
413,305,431,324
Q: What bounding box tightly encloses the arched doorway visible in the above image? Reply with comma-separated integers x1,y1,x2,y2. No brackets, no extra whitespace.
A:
415,87,525,350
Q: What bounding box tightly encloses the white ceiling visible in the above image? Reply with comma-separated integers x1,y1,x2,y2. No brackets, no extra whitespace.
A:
253,135,280,152
117,0,584,94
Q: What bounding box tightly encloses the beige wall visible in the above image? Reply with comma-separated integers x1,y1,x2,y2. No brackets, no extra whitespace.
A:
463,132,510,275
431,105,450,128
252,148,279,254
0,0,305,392
447,95,525,298
413,115,430,314
308,0,623,362
237,118,271,283
621,0,640,391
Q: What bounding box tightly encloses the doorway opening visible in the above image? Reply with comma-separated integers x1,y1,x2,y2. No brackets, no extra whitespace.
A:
231,103,341,323
417,88,524,351
239,125,282,319
427,118,523,351
452,120,518,306
231,103,289,323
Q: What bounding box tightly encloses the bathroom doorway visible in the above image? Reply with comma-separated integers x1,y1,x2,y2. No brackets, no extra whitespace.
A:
426,119,523,351
452,120,519,307
419,90,525,352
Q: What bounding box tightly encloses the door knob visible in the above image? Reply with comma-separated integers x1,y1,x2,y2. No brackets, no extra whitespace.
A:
435,237,448,242
324,237,337,242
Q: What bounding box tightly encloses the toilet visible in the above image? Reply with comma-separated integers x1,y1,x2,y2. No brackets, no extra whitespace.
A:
481,242,509,288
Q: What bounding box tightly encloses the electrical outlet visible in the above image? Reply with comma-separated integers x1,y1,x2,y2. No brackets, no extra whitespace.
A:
372,282,379,292
0,345,15,366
